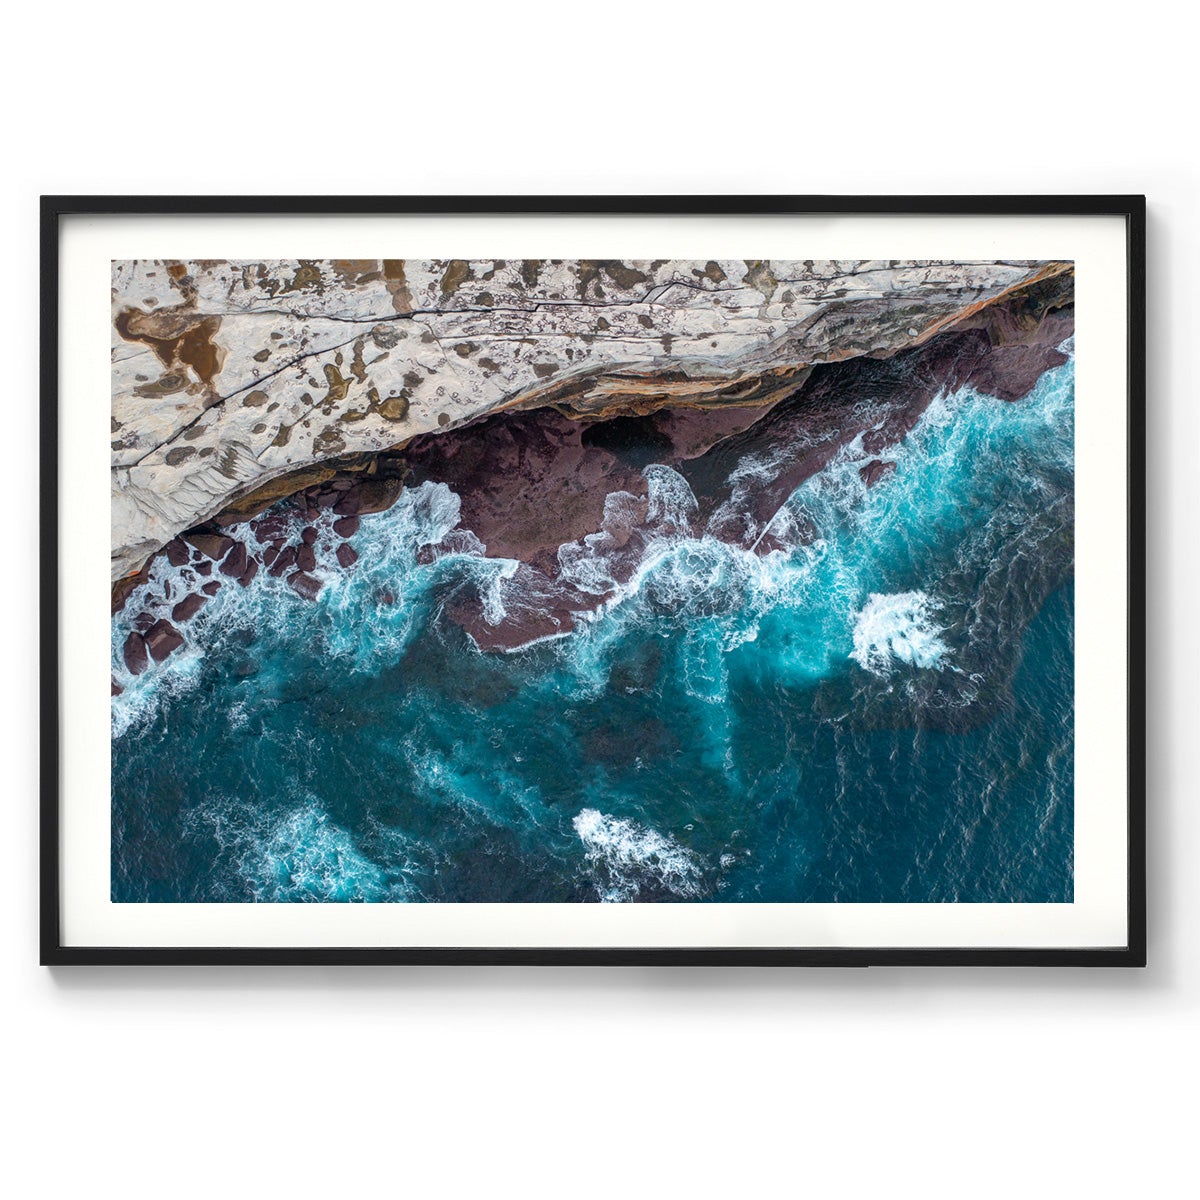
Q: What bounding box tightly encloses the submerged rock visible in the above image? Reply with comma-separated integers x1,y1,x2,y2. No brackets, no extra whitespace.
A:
287,571,322,601
860,459,897,488
252,515,289,542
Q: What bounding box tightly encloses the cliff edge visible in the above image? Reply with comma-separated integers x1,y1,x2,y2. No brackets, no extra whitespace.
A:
111,257,1071,580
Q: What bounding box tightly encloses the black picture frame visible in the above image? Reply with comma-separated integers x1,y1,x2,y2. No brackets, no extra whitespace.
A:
41,195,1146,967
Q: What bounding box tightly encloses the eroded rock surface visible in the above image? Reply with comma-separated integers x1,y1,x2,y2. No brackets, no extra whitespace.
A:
414,298,1075,651
111,257,1071,579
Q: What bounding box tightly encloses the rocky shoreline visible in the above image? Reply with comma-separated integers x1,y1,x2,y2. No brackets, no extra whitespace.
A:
110,257,1072,580
112,264,1073,670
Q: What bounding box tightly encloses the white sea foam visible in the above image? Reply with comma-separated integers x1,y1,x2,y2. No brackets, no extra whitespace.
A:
573,808,705,901
315,481,488,668
110,641,205,739
644,463,698,533
114,349,1075,741
705,447,788,544
478,559,521,626
187,795,417,902
242,805,386,901
850,591,950,676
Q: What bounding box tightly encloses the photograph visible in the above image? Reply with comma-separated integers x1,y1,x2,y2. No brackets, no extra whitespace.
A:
107,254,1078,907
11,9,1195,1198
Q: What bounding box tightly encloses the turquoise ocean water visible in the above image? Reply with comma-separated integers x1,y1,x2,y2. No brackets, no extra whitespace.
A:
111,350,1075,903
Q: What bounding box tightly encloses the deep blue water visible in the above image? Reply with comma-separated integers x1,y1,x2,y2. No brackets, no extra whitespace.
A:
111,351,1075,903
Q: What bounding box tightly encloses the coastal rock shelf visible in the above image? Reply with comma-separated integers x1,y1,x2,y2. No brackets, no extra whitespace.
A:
111,257,1072,580
111,259,1073,662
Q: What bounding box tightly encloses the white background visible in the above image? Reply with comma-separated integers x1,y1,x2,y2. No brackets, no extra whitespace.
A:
1,4,1195,1198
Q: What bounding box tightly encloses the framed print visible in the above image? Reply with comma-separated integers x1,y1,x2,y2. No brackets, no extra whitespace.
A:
41,195,1146,965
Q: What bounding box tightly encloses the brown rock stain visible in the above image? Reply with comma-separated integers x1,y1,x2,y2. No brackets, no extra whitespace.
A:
382,260,414,313
349,336,368,384
323,364,351,403
743,260,779,303
282,262,324,293
115,306,226,387
694,261,727,283
439,259,471,299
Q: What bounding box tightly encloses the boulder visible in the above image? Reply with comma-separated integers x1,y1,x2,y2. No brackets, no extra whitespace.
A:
238,559,259,588
336,544,358,568
195,560,212,576
860,459,897,488
111,678,124,697
287,571,322,601
219,542,248,577
333,488,361,517
111,561,152,615
268,546,297,577
122,632,149,675
252,515,289,542
201,580,222,596
165,538,190,567
171,593,208,622
183,531,235,561
296,544,317,573
355,477,403,516
333,515,359,537
144,619,184,662
301,527,318,545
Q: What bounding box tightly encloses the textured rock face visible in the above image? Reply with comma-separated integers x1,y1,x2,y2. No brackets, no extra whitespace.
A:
410,306,1075,651
111,257,1070,579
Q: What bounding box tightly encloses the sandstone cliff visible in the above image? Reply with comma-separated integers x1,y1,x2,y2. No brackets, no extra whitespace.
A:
111,258,1071,580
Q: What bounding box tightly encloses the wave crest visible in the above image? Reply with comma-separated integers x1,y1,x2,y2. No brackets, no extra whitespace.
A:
850,591,949,676
573,808,705,901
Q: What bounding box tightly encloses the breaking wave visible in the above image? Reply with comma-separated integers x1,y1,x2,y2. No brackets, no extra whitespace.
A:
850,591,949,675
573,808,706,901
